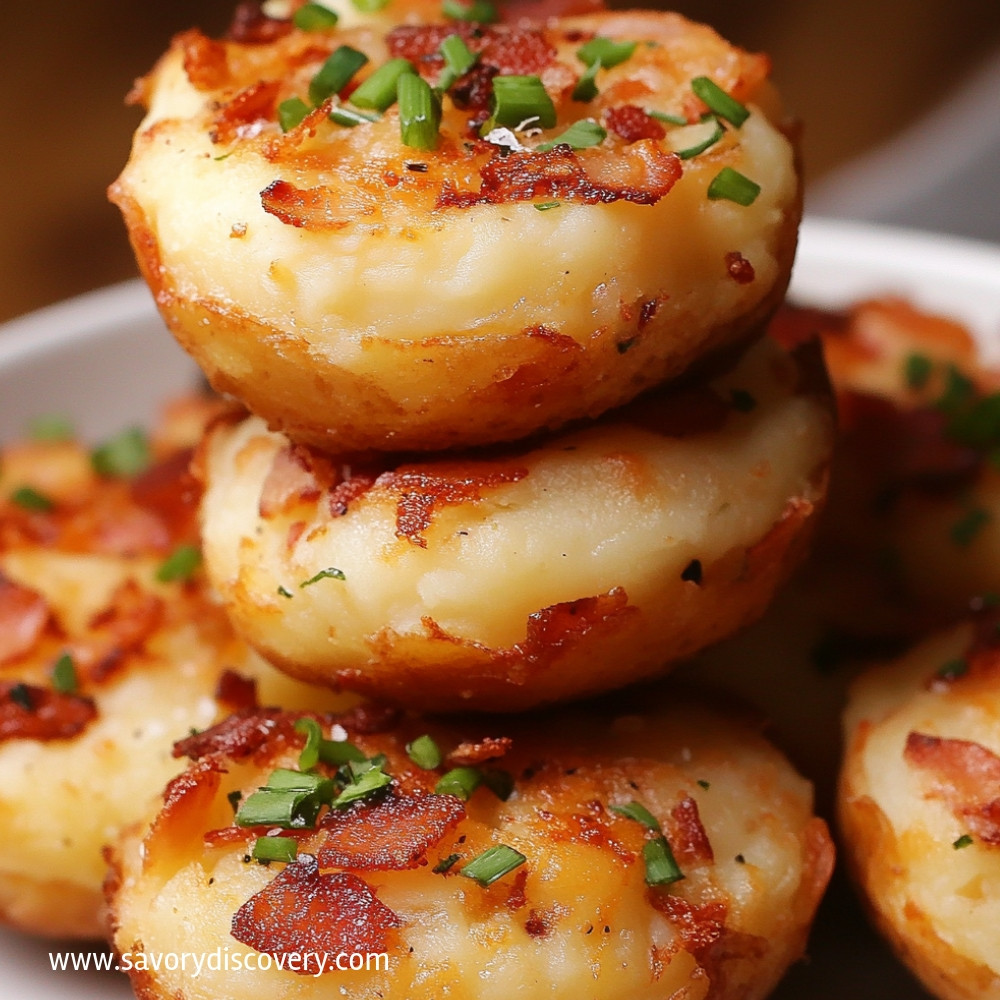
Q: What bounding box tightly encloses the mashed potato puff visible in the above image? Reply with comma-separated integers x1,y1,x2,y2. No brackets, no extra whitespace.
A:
108,698,832,1000
0,408,353,939
839,619,1000,999
112,9,799,451
197,335,833,711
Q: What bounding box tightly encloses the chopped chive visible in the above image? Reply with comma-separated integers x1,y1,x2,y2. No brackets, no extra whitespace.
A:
435,765,483,800
951,507,991,547
481,768,514,801
406,734,443,770
534,201,560,211
433,853,461,873
535,119,606,152
277,585,294,599
300,567,346,587
8,683,33,711
707,167,761,206
351,58,416,111
643,836,684,886
610,800,662,832
155,544,202,583
10,486,53,512
460,844,526,885
331,763,392,808
953,833,974,849
935,364,975,416
572,58,601,102
227,790,243,813
690,76,749,127
672,116,725,160
236,770,336,829
697,779,710,790
295,717,324,771
318,738,367,766
28,414,73,441
730,388,757,412
437,34,479,92
293,2,339,30
442,0,498,22
50,653,78,694
91,427,150,478
329,104,380,127
309,46,370,106
278,96,311,132
576,37,637,70
398,73,442,151
252,835,299,863
936,658,969,681
483,75,556,133
647,109,688,126
904,353,933,390
351,0,391,9
945,391,1000,449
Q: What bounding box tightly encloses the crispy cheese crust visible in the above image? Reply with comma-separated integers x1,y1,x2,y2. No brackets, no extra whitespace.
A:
108,699,832,1000
0,399,353,938
111,6,800,452
840,621,1000,1000
196,335,833,711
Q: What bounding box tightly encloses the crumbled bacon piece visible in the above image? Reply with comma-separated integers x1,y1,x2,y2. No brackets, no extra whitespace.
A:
260,445,323,518
179,30,230,91
447,736,513,766
318,792,465,870
215,670,259,712
386,24,554,78
604,105,666,143
84,581,165,682
337,703,402,734
130,450,201,545
0,574,49,664
725,251,755,285
0,682,96,742
173,707,290,761
670,795,714,866
231,856,402,970
648,893,728,959
212,80,281,144
227,2,293,43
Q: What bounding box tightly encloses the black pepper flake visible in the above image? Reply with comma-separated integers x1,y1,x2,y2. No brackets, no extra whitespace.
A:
616,337,636,355
406,162,429,172
735,853,746,864
433,853,461,874
8,683,33,711
228,790,243,813
681,559,703,585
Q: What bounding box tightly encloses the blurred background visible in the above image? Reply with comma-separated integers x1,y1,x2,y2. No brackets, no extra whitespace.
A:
1,0,999,323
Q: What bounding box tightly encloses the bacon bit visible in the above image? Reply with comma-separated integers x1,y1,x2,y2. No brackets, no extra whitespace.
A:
505,867,529,910
543,808,637,864
638,298,661,331
204,825,256,848
449,64,498,115
212,80,281,144
329,468,380,517
337,703,402,734
84,582,164,683
130,450,201,545
318,792,465,871
604,105,666,143
521,588,636,665
0,574,49,665
144,760,225,870
386,24,554,78
215,670,259,712
231,856,402,967
260,446,323,518
524,908,556,937
447,736,513,767
437,142,681,209
227,2,293,44
622,384,731,438
376,464,528,548
905,732,1000,844
173,707,290,761
500,0,605,18
670,795,714,866
0,682,96,742
725,251,755,285
261,179,372,231
179,30,231,91
648,893,728,960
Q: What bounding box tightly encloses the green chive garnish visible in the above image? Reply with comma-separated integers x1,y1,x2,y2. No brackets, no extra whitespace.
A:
295,717,324,771
331,762,392,808
483,75,556,133
278,97,311,132
460,844,526,885
406,734,443,770
610,800,662,831
672,116,725,160
647,109,688,126
534,201,560,211
252,835,299,863
951,507,991,547
904,353,933,390
435,766,483,800
953,834,974,849
481,769,514,801
236,778,335,829
536,120,606,152
576,37,637,70
433,853,461,873
9,683,33,711
351,58,416,111
398,73,442,151
937,658,969,681
309,46,370,106
10,486,53,513
91,427,150,478
936,365,975,416
572,59,601,102
51,653,78,694
351,0,391,10
293,2,339,30
643,836,684,886
691,76,749,127
707,167,761,206
300,567,346,587
319,738,368,766
277,585,294,598
28,414,73,441
697,779,710,790
329,105,380,127
436,34,479,92
442,0,498,22
155,544,202,583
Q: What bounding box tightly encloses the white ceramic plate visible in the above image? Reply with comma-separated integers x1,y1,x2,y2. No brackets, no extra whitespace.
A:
3,217,1000,999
